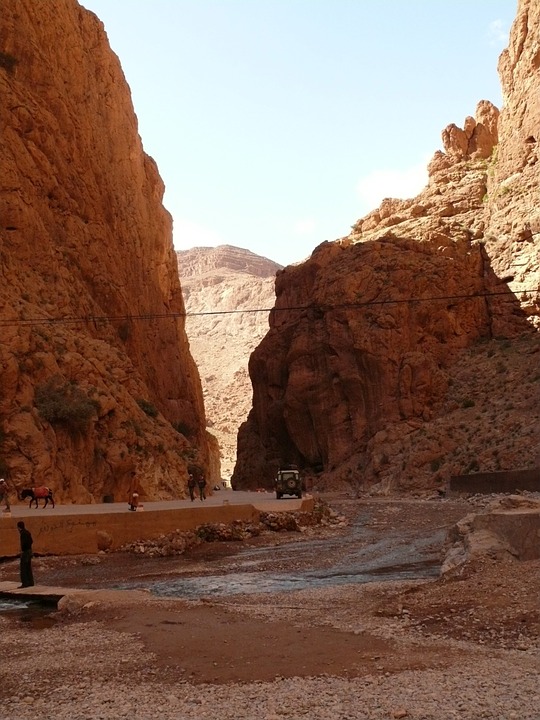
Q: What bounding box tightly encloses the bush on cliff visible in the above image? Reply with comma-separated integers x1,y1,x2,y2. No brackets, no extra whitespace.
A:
35,377,100,435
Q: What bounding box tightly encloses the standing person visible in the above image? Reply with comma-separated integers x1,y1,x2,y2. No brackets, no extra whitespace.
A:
197,473,207,501
17,521,34,588
128,470,139,511
187,473,196,502
0,479,10,512
128,491,139,511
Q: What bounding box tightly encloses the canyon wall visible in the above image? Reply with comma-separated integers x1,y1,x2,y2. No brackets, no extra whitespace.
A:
233,0,540,493
0,0,213,502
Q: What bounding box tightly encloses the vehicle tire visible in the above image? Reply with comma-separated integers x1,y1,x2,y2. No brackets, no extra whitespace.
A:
276,492,282,499
297,491,302,499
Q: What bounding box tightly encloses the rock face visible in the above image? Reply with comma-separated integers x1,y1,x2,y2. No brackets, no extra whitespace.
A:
233,0,540,492
0,0,213,502
178,246,282,479
486,0,540,318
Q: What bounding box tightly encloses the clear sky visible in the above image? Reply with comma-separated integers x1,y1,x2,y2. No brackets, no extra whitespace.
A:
80,0,516,267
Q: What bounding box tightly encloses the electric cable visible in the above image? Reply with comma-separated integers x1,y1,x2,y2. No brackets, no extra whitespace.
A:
0,285,538,328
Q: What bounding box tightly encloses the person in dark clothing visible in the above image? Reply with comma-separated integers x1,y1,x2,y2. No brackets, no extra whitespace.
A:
17,521,34,588
0,478,10,512
128,491,139,511
187,473,196,502
197,474,206,501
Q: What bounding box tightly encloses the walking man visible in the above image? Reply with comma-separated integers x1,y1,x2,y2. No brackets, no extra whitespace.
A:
187,473,196,502
197,473,207,501
17,521,34,588
0,478,10,512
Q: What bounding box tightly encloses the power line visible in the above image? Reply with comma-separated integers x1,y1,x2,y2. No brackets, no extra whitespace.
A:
0,286,538,329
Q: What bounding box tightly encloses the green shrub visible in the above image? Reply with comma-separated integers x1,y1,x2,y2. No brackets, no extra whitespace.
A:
137,398,158,418
35,377,99,434
466,459,480,473
461,398,475,408
117,322,130,342
0,52,18,74
172,420,193,437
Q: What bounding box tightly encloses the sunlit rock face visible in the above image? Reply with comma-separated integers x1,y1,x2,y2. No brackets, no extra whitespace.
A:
233,0,540,493
484,0,540,323
0,0,214,502
178,245,282,480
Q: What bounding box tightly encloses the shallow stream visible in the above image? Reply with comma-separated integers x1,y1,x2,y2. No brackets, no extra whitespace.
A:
1,500,453,608
0,598,56,627
115,508,445,598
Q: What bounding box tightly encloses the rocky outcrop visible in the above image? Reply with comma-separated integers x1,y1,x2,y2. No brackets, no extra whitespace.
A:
0,0,214,502
483,0,540,322
233,0,540,492
178,246,282,479
441,495,540,573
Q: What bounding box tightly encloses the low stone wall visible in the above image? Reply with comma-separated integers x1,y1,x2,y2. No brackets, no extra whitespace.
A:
0,504,262,557
449,468,540,495
472,509,540,560
442,498,540,573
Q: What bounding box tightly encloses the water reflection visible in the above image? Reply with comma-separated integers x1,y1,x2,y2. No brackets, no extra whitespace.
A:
117,559,438,598
0,598,57,628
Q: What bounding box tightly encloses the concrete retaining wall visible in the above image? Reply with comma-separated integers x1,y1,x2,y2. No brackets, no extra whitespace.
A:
449,468,540,495
0,504,261,557
471,509,540,561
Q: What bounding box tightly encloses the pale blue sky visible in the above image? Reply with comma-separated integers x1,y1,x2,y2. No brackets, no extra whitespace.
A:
80,1,516,266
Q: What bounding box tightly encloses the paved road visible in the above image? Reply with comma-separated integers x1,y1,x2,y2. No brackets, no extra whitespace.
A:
3,491,309,518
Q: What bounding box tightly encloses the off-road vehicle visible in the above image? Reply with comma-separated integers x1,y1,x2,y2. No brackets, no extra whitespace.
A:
275,466,302,499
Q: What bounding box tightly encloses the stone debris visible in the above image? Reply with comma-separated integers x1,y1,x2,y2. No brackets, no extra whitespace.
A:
119,500,347,556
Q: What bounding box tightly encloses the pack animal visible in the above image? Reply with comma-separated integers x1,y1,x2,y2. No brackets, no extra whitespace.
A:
20,486,55,509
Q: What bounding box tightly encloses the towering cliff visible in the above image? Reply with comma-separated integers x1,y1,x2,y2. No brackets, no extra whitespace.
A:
233,0,540,493
486,0,540,315
178,245,281,479
0,0,213,502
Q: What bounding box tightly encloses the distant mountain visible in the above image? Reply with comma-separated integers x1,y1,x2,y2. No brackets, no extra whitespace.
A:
177,246,283,479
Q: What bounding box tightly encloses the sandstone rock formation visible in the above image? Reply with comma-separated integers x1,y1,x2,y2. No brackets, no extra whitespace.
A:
0,0,214,502
177,245,282,479
233,0,540,492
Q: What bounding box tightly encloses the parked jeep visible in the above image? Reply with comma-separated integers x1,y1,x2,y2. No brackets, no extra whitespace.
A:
275,466,302,499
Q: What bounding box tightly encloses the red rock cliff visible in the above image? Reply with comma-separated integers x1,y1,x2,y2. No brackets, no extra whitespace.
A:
0,0,213,502
233,0,540,493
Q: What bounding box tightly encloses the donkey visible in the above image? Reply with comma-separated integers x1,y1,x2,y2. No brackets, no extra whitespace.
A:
20,486,55,509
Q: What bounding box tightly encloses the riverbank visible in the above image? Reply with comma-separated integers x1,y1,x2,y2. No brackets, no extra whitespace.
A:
0,495,538,719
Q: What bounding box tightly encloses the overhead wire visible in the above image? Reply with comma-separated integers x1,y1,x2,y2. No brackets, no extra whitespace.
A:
0,286,538,328
1,227,539,328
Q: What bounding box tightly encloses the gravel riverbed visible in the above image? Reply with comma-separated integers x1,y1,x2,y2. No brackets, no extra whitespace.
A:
0,495,538,719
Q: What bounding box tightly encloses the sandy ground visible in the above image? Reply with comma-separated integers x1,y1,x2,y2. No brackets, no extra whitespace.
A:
0,494,538,717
